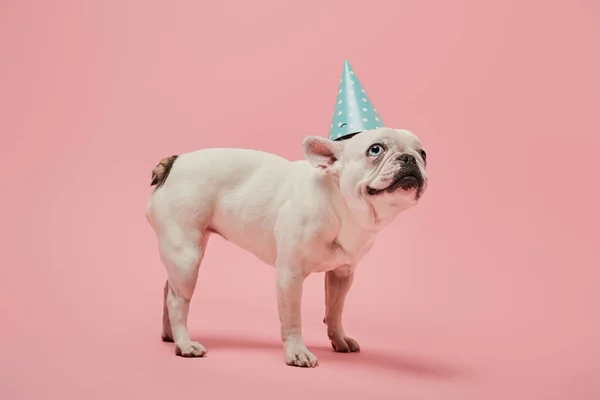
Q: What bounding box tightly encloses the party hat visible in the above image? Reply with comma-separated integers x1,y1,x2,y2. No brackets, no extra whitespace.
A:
328,60,384,141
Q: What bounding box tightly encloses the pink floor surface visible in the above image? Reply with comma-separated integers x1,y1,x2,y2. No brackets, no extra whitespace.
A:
1,1,599,399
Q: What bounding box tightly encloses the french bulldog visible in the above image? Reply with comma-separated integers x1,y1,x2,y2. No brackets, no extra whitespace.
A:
145,127,428,367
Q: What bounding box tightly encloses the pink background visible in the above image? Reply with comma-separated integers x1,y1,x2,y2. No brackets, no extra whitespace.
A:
1,0,599,399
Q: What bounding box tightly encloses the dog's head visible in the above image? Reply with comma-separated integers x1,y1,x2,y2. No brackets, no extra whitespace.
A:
302,127,428,230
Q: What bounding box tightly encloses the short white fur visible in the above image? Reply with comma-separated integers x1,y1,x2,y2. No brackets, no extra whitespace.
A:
145,127,428,367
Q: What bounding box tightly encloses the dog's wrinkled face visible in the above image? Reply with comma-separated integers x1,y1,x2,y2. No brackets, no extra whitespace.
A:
302,127,428,229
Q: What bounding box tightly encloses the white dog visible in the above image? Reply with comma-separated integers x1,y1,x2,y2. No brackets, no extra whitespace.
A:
145,127,428,367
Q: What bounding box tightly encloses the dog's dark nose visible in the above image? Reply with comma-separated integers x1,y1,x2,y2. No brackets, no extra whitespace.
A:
399,154,417,164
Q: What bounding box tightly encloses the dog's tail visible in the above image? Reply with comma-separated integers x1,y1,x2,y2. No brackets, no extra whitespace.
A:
150,155,178,189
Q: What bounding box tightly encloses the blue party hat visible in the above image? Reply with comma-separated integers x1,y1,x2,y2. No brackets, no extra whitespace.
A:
328,60,384,140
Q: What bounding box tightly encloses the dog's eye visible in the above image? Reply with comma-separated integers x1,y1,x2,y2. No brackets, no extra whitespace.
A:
367,144,384,157
419,149,427,161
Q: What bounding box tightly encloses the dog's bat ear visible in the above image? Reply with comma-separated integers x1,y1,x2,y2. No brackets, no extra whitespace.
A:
302,136,343,174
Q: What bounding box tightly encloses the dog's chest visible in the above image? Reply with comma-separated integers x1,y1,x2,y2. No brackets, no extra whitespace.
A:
337,225,375,263
312,223,374,273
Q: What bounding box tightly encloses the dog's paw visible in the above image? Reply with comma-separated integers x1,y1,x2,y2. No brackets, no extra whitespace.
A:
330,336,360,353
175,341,207,357
284,343,319,368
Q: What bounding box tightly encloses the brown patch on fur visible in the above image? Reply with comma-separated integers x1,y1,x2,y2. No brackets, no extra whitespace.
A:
151,155,178,189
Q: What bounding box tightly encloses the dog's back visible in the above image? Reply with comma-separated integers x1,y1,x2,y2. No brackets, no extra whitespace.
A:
150,148,290,190
145,148,297,259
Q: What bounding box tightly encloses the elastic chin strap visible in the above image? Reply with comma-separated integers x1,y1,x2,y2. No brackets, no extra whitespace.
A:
333,131,361,142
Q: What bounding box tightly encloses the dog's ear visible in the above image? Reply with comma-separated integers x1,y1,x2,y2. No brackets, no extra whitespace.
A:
302,136,344,175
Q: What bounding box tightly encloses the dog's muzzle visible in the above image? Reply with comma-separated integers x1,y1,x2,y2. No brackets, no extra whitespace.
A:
367,154,425,197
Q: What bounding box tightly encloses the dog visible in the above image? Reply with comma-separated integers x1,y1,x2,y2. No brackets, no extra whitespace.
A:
145,127,428,367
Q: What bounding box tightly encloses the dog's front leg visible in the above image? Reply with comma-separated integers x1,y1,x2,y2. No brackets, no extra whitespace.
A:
276,266,319,368
324,268,360,353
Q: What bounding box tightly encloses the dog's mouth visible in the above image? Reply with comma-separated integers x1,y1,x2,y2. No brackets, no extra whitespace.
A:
367,170,424,198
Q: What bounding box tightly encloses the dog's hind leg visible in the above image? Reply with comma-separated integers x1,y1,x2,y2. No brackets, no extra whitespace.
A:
161,280,174,342
159,226,209,357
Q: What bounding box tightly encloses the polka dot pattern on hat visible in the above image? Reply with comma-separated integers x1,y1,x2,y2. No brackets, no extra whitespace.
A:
328,61,384,140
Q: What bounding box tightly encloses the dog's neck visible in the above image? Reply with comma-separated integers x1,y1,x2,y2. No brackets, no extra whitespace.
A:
317,174,377,261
